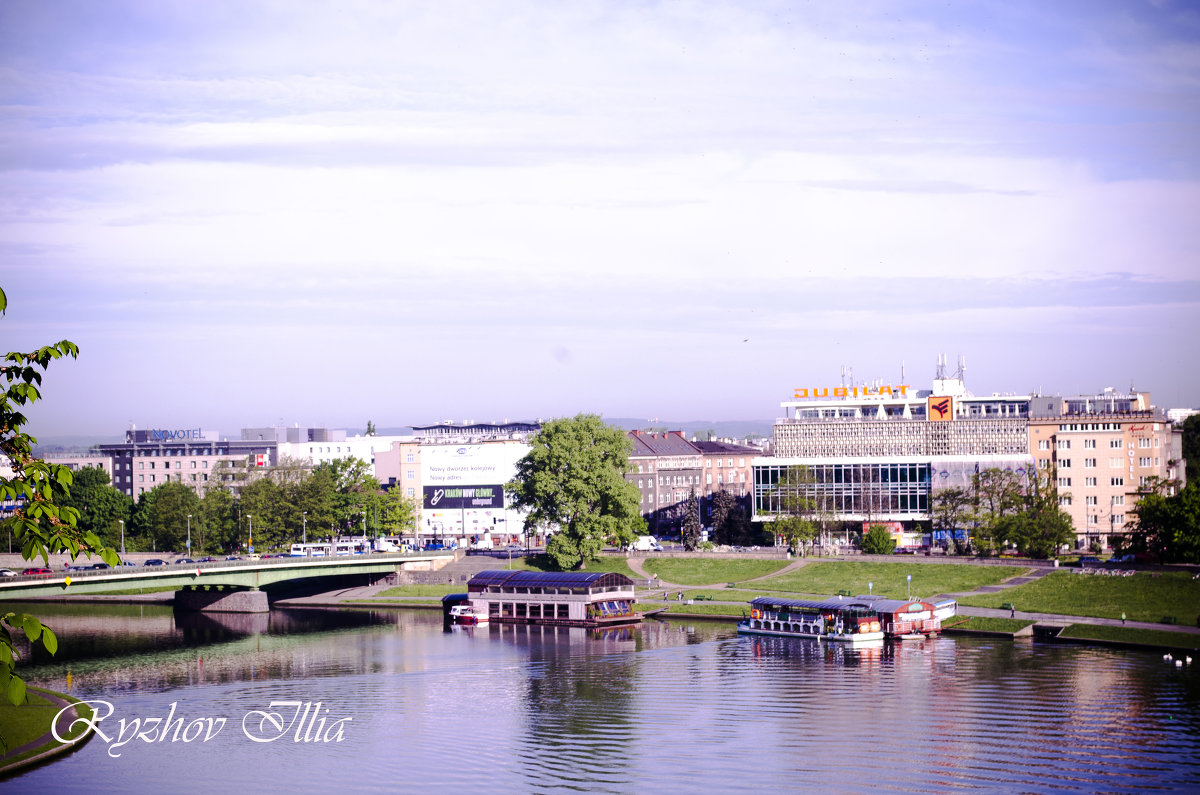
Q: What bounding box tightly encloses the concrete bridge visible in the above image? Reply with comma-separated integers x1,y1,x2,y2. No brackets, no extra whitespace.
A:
0,552,455,612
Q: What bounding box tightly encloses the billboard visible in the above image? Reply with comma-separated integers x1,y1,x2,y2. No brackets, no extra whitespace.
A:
927,395,954,422
423,484,504,510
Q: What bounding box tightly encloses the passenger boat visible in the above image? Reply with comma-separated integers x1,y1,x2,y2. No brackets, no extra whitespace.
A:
448,604,489,626
738,596,884,644
851,596,942,638
464,570,640,628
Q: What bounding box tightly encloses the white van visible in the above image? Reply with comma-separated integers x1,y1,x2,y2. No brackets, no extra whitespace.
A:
630,535,662,552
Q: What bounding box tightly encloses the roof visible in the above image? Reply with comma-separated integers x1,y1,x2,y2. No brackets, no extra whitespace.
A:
467,569,635,590
692,441,760,455
628,430,701,457
850,596,934,612
750,596,879,613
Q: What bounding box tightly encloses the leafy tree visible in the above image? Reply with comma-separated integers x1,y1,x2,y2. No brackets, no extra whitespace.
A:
969,468,1026,555
861,523,896,554
774,515,817,554
508,414,644,570
140,481,202,553
57,465,132,549
710,490,740,546
239,477,289,550
766,465,820,551
1181,414,1200,484
681,489,701,551
1128,479,1200,564
931,486,970,549
0,286,119,714
201,486,238,554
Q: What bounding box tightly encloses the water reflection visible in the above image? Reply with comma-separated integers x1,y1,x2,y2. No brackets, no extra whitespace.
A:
6,605,1199,794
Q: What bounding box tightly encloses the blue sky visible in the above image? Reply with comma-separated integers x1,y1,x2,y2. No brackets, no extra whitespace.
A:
2,0,1198,436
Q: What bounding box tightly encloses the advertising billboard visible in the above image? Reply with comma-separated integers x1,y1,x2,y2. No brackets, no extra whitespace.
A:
423,484,504,510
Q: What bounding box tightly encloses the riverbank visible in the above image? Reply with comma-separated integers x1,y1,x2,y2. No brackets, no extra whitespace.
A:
0,687,94,778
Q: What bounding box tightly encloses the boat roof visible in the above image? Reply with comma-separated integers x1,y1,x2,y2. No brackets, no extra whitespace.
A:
467,570,635,589
750,596,878,613
850,596,935,612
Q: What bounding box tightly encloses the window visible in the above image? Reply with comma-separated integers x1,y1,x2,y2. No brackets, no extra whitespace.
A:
1057,440,1071,450
1038,440,1050,450
706,474,712,485
1110,439,1122,449
1084,439,1096,449
202,461,208,468
1083,458,1096,468
1059,496,1072,506
1087,515,1099,525
406,488,414,497
739,458,745,467
1154,438,1161,448
1038,459,1050,470
1109,457,1122,468
190,461,197,468
1057,478,1071,488
1139,457,1151,467
138,475,144,482
150,475,155,482
407,471,415,480
1085,477,1097,487
1111,477,1124,486
1112,495,1124,506
138,462,145,470
1085,496,1098,506
1060,459,1071,468
1139,438,1151,449
1113,514,1124,525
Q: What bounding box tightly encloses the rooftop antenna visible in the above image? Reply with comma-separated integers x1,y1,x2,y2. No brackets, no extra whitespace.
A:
956,355,966,382
936,354,946,380
901,360,905,384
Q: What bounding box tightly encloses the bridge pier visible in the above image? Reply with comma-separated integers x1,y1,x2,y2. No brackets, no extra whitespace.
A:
175,586,269,613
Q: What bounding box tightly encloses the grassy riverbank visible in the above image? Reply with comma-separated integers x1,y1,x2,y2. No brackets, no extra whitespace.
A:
753,561,1028,599
641,558,789,585
0,688,93,773
958,571,1200,625
1058,624,1200,651
944,616,1034,633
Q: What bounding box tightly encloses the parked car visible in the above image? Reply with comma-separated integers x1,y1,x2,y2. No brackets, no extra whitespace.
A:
21,567,53,575
0,568,17,577
89,563,111,570
1075,556,1103,567
1106,554,1136,565
143,559,166,566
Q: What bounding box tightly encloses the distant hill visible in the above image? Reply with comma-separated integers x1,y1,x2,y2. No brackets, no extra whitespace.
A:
32,435,124,455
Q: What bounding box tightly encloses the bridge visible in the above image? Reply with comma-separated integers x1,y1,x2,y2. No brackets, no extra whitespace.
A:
0,552,456,612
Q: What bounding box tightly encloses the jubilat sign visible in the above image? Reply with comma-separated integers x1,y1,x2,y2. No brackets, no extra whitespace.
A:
793,385,911,399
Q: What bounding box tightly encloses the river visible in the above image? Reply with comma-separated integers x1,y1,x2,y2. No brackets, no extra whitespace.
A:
5,603,1199,793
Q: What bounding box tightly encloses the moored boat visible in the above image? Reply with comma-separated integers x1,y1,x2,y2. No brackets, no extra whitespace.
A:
449,604,490,625
738,596,884,644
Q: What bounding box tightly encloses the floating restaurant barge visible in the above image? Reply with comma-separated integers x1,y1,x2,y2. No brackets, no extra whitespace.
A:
739,597,885,644
464,570,641,627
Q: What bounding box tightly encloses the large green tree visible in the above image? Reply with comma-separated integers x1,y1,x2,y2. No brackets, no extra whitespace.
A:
861,523,897,554
0,287,119,714
57,465,132,549
767,465,819,552
1180,413,1200,484
507,414,644,570
1128,479,1200,564
681,489,701,551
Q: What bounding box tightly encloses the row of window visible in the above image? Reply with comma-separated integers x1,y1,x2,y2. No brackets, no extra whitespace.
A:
135,460,210,470
1058,457,1160,469
1057,477,1126,488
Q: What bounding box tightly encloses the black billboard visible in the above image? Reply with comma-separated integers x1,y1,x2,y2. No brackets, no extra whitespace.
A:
423,484,504,510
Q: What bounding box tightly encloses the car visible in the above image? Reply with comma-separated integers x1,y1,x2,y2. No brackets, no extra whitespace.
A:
21,567,53,575
0,568,17,577
175,558,195,565
197,557,218,563
1106,554,1135,565
1075,555,1103,567
143,559,166,566
89,563,111,570
225,556,243,561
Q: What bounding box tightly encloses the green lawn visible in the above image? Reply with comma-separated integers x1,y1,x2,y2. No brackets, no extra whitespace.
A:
89,586,178,596
375,584,463,598
638,602,746,617
754,561,1028,600
945,616,1034,633
641,558,790,585
0,688,93,769
958,571,1200,625
1058,623,1200,651
505,554,637,578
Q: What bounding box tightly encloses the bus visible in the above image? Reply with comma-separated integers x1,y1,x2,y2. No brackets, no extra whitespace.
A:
290,543,332,558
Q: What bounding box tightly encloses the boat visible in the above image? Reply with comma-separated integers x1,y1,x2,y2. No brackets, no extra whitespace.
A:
464,570,641,628
448,604,489,625
738,596,885,644
850,596,942,638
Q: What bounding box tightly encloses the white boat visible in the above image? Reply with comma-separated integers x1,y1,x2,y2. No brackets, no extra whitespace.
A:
449,605,490,626
738,597,885,645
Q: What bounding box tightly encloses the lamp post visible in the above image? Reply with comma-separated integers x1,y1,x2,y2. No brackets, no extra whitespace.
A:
907,573,912,601
302,511,307,545
119,519,125,556
186,514,191,554
248,514,253,554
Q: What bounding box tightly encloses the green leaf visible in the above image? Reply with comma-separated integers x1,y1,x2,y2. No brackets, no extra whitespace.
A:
7,672,26,706
39,626,57,655
18,614,43,639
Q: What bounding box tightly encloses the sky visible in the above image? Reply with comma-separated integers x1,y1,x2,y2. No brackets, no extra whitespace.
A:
2,0,1198,438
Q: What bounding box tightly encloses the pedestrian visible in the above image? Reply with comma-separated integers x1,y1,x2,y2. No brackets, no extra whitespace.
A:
1010,605,1015,619
1121,612,1126,625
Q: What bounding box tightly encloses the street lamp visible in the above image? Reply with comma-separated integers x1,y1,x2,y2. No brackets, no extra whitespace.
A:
119,519,125,556
248,514,253,554
186,514,192,553
907,573,912,601
302,511,307,545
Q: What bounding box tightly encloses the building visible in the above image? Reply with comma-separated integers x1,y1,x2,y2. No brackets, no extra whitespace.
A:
692,440,757,528
97,428,278,498
626,430,703,534
1028,389,1182,549
754,365,1184,549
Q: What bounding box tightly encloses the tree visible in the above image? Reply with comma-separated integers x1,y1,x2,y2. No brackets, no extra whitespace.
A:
681,489,701,551
0,286,119,714
767,465,819,552
861,523,897,554
931,486,970,550
507,414,644,570
1128,479,1200,564
57,465,132,549
140,481,202,553
1181,414,1200,484
710,490,740,546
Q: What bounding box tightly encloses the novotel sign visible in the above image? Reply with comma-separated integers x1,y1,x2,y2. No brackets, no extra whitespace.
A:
793,385,911,399
147,428,204,441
